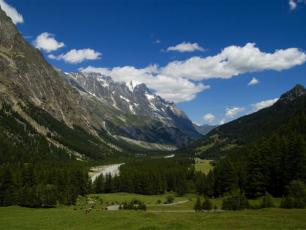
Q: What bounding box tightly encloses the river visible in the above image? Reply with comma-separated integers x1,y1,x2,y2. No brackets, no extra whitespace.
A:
89,163,124,181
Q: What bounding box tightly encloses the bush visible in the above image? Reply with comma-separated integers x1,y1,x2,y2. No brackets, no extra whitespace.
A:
165,195,174,204
280,180,306,209
222,193,249,211
194,197,202,212
280,196,295,209
260,193,274,208
202,196,213,211
122,199,146,210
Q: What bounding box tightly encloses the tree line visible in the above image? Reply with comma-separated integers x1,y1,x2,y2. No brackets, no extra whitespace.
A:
0,162,90,207
92,112,306,204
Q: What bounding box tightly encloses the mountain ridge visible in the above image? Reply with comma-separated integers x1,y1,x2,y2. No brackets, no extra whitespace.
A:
0,6,199,161
184,84,306,159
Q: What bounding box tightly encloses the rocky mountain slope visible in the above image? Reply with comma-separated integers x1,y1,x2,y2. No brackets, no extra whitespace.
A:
183,84,306,159
0,7,199,161
63,72,200,144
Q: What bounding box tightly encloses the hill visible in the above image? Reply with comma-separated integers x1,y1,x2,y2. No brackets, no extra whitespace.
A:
185,84,306,159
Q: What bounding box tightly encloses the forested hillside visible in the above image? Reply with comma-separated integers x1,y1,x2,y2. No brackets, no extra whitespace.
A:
184,85,306,159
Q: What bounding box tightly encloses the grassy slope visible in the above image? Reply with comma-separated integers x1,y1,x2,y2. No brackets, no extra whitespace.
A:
194,158,214,175
1,206,306,230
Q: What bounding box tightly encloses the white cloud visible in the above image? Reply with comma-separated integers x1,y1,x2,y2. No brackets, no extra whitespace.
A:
252,98,279,112
0,0,23,24
162,43,306,81
289,0,306,10
33,33,65,53
225,107,245,118
79,43,305,103
202,113,215,123
49,49,101,64
219,119,226,125
167,42,204,53
289,0,297,10
248,77,259,86
80,65,209,103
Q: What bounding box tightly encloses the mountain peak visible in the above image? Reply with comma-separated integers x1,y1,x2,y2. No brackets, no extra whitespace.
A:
279,84,306,104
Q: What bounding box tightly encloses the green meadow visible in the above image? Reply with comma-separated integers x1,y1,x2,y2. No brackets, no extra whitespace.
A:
1,205,306,230
0,193,305,230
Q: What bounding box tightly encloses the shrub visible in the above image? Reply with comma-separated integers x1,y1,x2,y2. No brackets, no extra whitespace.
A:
280,196,295,209
122,199,146,210
260,193,274,208
165,195,174,204
280,180,306,209
222,193,249,211
202,196,213,211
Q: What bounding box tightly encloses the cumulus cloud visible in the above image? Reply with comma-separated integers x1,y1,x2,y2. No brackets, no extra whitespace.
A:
0,0,23,24
167,42,204,53
289,0,298,10
162,43,306,81
289,0,306,10
49,49,101,64
248,77,259,86
219,119,226,125
202,113,215,123
252,98,279,112
225,107,245,118
33,33,65,53
79,43,305,103
80,65,209,103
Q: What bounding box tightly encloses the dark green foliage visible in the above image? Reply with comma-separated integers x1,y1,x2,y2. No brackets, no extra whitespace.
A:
92,159,195,196
194,197,202,212
24,104,119,160
260,193,274,208
202,196,213,211
196,111,306,199
165,195,175,204
184,85,306,159
0,163,91,208
121,199,146,211
0,103,73,163
280,196,296,209
222,192,249,211
280,180,306,209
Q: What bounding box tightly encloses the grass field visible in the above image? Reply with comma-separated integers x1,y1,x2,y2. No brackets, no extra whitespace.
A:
194,158,214,174
1,206,306,230
0,193,303,229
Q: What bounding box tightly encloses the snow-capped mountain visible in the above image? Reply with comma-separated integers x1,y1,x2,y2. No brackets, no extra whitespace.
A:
63,72,200,144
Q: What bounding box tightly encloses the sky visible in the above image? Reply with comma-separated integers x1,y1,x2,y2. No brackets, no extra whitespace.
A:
1,0,306,125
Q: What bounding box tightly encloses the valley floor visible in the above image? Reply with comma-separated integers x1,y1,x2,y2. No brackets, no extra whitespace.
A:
1,193,306,230
0,206,306,230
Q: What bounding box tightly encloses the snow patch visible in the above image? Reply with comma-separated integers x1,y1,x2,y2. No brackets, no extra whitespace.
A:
120,95,130,103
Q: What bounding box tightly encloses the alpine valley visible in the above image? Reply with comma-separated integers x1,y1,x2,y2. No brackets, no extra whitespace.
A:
0,7,200,163
1,2,306,230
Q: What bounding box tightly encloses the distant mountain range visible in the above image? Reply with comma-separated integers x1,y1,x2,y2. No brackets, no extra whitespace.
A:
193,124,217,135
0,7,200,161
185,84,306,159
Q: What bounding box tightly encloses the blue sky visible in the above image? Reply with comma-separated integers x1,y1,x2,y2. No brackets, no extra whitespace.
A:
2,0,306,125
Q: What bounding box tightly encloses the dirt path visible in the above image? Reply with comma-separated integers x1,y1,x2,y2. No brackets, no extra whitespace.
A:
148,200,189,207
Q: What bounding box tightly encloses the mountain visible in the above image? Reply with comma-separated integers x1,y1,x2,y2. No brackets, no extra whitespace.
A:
193,123,217,135
185,84,306,159
62,72,200,147
0,7,199,162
